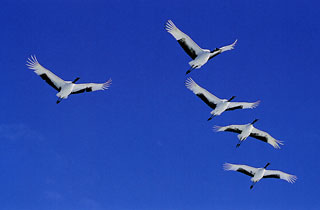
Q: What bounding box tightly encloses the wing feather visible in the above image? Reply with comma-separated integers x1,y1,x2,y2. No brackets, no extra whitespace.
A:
214,124,246,134
226,100,260,111
165,20,203,59
26,55,65,91
223,163,257,177
71,78,112,94
250,128,283,149
185,78,221,109
220,39,237,52
263,170,297,183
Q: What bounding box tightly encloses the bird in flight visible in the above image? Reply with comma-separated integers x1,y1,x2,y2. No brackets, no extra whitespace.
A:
26,55,112,104
165,20,237,74
223,163,297,189
185,78,259,120
214,119,283,149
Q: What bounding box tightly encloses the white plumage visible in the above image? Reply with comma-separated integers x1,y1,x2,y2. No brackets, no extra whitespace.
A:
223,163,297,189
165,20,237,74
185,78,259,120
214,119,283,149
26,55,112,104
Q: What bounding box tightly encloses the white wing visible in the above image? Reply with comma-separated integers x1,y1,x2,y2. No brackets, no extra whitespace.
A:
185,77,221,109
165,20,203,60
250,127,283,149
263,170,297,183
214,124,247,134
26,55,66,91
220,39,237,53
223,163,258,177
226,100,260,111
71,78,112,94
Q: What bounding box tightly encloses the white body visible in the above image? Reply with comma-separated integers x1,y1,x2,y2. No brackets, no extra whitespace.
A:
56,82,75,99
188,50,211,69
210,100,230,116
237,123,254,141
251,168,266,182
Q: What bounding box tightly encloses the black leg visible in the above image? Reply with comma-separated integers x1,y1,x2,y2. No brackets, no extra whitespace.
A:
207,115,214,121
236,140,242,148
186,67,195,75
250,182,256,189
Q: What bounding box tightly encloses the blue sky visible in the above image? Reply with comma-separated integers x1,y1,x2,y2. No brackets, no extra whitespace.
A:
0,0,319,209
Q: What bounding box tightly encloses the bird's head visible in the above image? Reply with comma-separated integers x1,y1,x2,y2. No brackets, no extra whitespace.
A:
72,77,80,83
228,96,236,102
251,119,259,124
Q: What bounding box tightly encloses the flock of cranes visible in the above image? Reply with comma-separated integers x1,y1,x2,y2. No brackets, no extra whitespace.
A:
26,20,297,190
165,20,297,189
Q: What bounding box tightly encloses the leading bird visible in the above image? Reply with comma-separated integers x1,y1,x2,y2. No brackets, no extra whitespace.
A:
26,55,112,104
223,163,297,189
165,20,237,74
185,78,260,120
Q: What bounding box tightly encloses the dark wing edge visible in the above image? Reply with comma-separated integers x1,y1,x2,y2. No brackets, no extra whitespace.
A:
177,39,197,60
263,174,281,179
226,105,243,111
71,87,93,94
237,168,254,177
224,127,242,134
39,74,61,91
196,93,217,109
249,132,268,142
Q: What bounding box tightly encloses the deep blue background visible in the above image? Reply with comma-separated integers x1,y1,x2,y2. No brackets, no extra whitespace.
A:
0,0,319,209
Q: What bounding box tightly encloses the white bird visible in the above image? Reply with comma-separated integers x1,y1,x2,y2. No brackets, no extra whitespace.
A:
165,20,237,74
223,163,297,189
214,119,283,149
26,55,112,104
185,78,260,120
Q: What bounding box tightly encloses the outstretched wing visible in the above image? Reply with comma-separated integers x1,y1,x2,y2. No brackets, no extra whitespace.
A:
71,78,112,94
165,20,203,60
26,55,66,91
185,77,221,109
223,163,257,177
226,100,260,111
250,127,283,149
214,124,246,134
220,39,237,52
263,170,297,183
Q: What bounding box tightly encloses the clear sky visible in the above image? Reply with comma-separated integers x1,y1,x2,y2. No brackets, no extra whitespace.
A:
0,0,319,209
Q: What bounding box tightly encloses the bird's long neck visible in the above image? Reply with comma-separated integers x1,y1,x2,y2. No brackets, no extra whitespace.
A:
251,119,259,125
228,96,236,102
72,77,80,83
264,163,270,169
